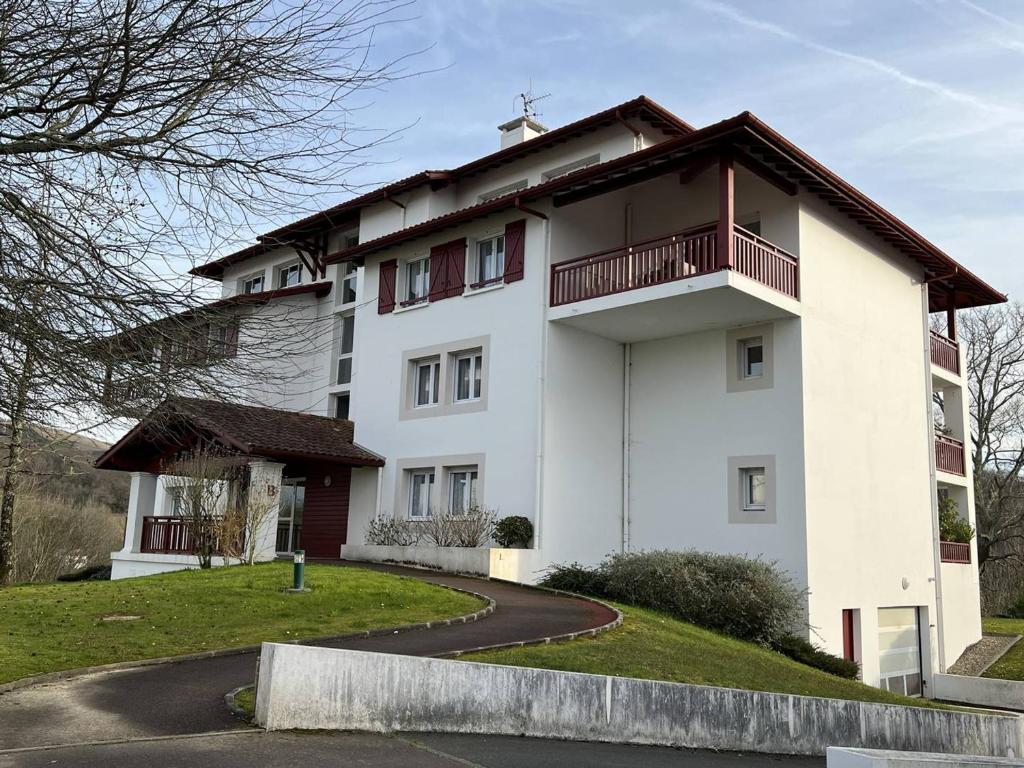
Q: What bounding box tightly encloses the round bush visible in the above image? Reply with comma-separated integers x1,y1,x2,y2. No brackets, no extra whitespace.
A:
494,515,534,548
539,562,609,596
599,550,802,646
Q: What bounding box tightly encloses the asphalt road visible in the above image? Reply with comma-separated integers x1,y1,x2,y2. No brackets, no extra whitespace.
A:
0,730,825,767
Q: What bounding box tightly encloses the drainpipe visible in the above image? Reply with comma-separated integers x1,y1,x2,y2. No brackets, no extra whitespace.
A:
374,466,384,520
622,343,631,552
532,214,552,549
922,283,947,674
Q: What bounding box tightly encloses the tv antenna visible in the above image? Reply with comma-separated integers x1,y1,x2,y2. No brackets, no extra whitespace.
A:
514,84,550,121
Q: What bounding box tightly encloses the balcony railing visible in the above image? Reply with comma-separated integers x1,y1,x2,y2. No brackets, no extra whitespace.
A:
549,223,799,307
930,330,960,375
940,541,971,564
140,516,230,555
935,434,966,476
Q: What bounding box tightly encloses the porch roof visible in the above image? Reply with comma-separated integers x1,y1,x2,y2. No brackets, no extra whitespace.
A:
95,397,385,472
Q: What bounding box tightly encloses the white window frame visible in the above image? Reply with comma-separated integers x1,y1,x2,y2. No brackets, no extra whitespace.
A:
339,261,358,306
740,337,764,380
453,351,483,403
472,234,505,288
741,467,767,512
447,466,479,515
404,256,430,305
413,357,441,408
335,312,355,386
240,272,265,295
408,469,435,519
276,261,302,289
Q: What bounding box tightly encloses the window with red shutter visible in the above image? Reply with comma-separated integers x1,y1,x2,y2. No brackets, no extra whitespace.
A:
378,259,397,314
429,243,448,302
504,219,526,283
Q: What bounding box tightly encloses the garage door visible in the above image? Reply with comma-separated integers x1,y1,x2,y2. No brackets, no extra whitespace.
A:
877,607,922,696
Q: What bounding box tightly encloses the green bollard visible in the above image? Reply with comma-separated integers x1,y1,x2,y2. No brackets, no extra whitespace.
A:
289,549,306,592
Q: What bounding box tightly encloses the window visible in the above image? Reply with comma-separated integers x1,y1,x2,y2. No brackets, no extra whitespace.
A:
478,179,528,203
332,392,350,420
454,352,483,403
340,261,357,305
474,235,504,287
448,467,478,514
741,467,766,512
335,313,354,385
241,272,265,294
740,337,764,379
542,154,601,181
738,217,762,237
167,486,184,517
277,262,302,288
405,257,429,304
408,470,435,519
208,321,238,359
414,358,440,407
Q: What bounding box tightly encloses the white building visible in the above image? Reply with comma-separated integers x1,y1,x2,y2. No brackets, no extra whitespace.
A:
100,96,1005,695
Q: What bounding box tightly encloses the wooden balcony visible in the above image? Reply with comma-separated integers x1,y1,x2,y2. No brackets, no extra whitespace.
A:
935,434,966,476
939,541,971,564
549,223,799,308
930,330,960,375
140,515,230,555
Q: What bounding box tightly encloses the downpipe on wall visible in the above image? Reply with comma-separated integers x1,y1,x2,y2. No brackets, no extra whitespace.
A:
532,214,552,549
622,343,631,553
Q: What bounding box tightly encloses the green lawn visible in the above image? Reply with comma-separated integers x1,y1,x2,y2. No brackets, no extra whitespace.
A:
468,603,946,709
0,562,484,684
980,618,1024,680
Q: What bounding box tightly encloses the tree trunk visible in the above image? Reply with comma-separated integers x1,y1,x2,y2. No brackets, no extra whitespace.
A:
0,350,33,585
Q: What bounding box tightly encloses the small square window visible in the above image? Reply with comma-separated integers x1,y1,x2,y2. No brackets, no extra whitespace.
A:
414,359,440,407
740,338,764,379
741,467,766,511
454,352,483,403
405,257,430,304
475,236,504,287
241,273,265,294
448,467,478,514
277,262,302,288
409,470,435,519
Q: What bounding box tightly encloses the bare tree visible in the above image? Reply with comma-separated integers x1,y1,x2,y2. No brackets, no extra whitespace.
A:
960,304,1024,607
0,0,416,583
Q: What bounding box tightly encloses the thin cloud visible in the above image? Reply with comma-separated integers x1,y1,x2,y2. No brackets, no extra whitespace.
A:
958,0,1024,32
691,0,1024,120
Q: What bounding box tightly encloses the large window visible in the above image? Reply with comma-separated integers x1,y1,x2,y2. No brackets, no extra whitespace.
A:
277,261,302,288
454,352,483,403
405,257,429,304
414,358,441,407
448,467,478,514
474,235,504,287
741,467,766,512
408,470,435,519
336,313,354,386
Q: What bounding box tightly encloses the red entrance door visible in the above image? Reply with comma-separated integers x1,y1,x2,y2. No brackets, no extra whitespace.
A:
299,464,351,559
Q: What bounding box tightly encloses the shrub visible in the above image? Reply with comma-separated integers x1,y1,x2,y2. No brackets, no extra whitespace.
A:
57,563,112,582
772,634,859,679
938,497,974,544
364,515,422,546
421,506,496,548
570,550,802,646
494,516,533,548
539,562,609,597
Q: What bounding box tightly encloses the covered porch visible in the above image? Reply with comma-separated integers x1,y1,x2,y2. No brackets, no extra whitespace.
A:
95,397,384,579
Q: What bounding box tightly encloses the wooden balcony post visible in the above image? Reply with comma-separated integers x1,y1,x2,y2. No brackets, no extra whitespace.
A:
946,287,957,341
716,153,734,270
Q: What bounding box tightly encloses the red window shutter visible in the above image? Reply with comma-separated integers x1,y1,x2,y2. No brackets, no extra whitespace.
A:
504,219,526,283
429,243,448,302
446,238,467,297
378,259,397,314
224,320,239,358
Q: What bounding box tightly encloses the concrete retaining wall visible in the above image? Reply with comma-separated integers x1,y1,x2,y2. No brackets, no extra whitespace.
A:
254,643,1024,757
932,673,1024,711
340,544,544,582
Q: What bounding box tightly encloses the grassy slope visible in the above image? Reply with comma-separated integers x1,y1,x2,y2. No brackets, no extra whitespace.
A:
981,618,1024,680
469,603,945,709
0,562,483,684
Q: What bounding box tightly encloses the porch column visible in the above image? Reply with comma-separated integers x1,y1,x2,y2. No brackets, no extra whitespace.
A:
716,153,735,270
247,460,286,562
122,472,158,553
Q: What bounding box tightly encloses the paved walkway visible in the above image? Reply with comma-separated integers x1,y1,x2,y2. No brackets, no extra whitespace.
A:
0,730,823,767
0,563,615,751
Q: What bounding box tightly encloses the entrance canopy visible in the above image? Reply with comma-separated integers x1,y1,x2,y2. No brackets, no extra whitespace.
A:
95,397,385,473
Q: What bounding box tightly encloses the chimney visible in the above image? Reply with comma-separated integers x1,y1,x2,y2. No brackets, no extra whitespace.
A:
498,116,548,150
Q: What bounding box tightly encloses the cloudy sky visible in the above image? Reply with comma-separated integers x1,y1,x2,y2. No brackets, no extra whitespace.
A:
278,0,1023,298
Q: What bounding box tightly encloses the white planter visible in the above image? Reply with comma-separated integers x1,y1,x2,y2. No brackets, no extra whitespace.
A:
340,544,546,583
